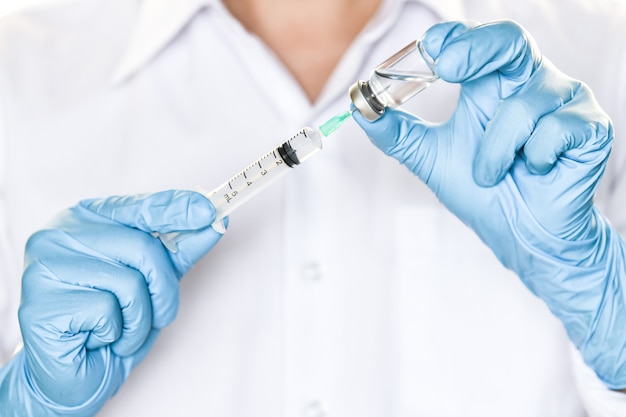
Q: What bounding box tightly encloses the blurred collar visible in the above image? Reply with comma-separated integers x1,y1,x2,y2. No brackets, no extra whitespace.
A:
111,0,215,84
110,0,464,84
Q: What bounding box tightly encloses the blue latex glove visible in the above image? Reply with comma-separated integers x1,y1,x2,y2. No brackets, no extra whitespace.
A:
354,20,626,388
0,190,224,415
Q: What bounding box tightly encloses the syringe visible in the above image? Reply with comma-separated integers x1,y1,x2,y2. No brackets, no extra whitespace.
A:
158,110,353,251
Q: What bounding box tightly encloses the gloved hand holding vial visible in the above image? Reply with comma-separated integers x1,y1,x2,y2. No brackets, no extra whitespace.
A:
353,20,626,390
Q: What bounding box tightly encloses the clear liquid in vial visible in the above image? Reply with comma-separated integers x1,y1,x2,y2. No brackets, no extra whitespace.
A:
370,69,437,108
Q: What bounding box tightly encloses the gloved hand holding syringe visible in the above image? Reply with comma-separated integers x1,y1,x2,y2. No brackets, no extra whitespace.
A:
158,37,438,252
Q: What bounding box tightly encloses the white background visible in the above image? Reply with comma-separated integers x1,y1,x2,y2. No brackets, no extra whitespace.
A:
0,0,43,16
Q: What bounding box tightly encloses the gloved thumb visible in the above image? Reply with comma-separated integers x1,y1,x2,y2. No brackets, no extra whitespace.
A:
80,189,222,275
80,189,216,234
353,107,436,181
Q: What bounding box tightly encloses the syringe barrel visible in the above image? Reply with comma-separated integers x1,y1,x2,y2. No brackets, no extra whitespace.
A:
206,126,323,221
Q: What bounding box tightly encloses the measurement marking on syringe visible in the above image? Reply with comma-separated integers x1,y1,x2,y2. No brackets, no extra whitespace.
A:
201,125,327,227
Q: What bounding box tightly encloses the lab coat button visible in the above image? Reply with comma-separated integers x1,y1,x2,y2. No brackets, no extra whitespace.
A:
305,400,327,417
302,262,323,281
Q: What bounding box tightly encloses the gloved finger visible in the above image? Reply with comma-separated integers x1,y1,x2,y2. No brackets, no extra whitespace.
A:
420,20,478,58
40,210,181,329
19,272,122,406
425,20,541,94
125,328,160,370
21,266,123,350
352,107,435,181
19,269,122,393
510,108,612,240
80,190,216,234
25,231,155,357
473,60,579,186
524,89,613,174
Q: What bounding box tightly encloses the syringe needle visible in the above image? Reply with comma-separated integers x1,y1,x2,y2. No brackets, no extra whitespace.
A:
318,109,354,137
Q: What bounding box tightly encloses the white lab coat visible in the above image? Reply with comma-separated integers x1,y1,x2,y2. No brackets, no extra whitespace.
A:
0,0,625,415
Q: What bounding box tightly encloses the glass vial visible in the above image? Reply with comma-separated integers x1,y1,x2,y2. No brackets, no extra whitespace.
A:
349,40,438,121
